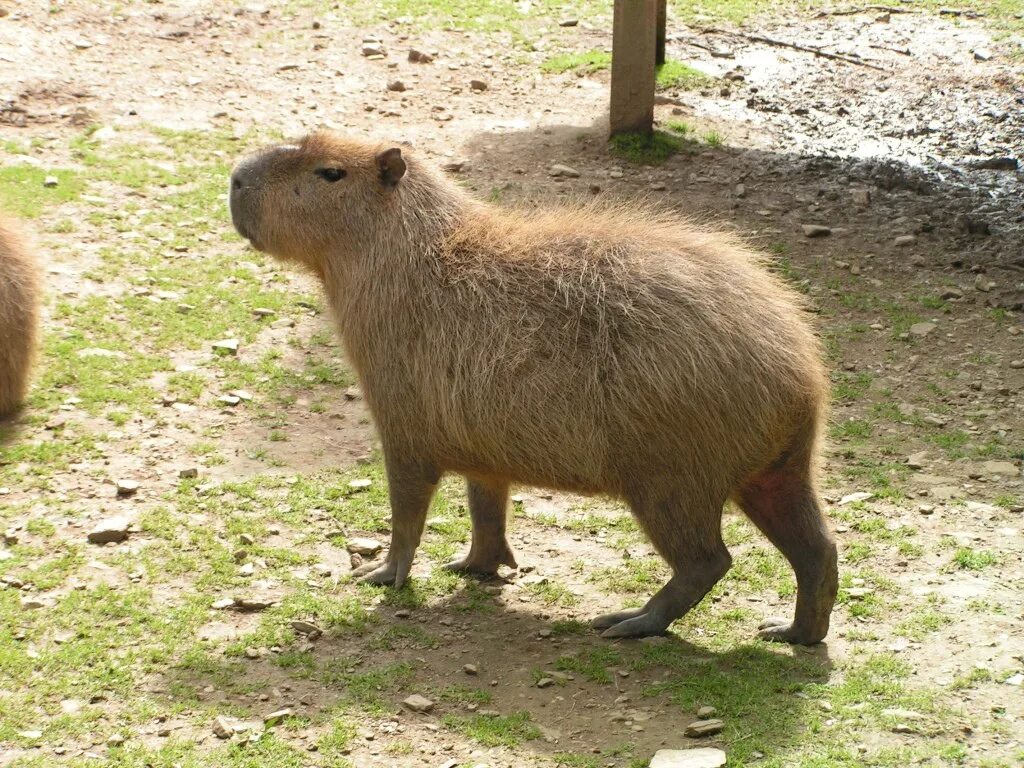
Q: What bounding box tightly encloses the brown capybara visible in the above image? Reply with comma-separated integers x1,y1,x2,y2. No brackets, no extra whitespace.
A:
0,215,40,418
229,133,838,644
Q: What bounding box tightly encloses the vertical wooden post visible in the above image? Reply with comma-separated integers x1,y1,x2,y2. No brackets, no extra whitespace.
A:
609,0,657,137
656,0,667,66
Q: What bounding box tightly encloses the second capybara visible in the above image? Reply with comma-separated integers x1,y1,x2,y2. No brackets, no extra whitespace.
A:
0,214,40,418
229,132,838,644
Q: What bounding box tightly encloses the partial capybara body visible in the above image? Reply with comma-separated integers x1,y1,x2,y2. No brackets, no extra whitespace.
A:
230,133,838,644
0,215,40,418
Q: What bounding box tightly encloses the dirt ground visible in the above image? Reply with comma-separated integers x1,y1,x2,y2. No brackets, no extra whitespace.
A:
0,2,1022,767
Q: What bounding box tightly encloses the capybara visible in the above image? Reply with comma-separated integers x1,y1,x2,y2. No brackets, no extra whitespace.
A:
229,133,838,644
0,215,40,418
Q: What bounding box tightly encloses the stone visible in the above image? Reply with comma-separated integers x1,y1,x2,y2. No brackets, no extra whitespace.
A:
213,715,234,739
894,235,917,247
469,79,488,91
43,175,59,188
684,719,724,737
179,467,199,479
362,42,386,57
697,706,717,718
387,80,407,92
463,664,478,675
650,748,727,768
981,460,1018,477
271,318,295,329
973,48,992,61
559,18,579,26
88,517,131,544
291,620,322,636
1008,360,1023,369
264,708,293,726
549,164,580,178
537,677,555,688
839,491,873,505
348,478,373,490
906,451,928,469
408,49,434,63
212,338,239,355
801,224,831,238
940,287,963,300
344,385,362,401
917,504,935,515
21,597,47,610
909,322,935,338
403,694,434,713
850,189,871,206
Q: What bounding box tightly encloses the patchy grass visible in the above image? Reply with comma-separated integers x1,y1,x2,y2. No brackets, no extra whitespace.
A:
442,711,540,747
541,49,611,75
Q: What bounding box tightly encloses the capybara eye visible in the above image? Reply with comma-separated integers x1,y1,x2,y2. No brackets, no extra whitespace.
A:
315,167,347,183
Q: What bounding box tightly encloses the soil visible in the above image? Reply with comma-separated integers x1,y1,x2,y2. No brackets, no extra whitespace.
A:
0,2,1021,767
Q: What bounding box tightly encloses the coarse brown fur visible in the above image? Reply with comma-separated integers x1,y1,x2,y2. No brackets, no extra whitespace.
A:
229,132,839,644
0,215,41,419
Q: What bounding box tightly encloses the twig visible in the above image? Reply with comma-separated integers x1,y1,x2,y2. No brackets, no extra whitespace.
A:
869,43,912,56
814,5,915,17
701,27,888,71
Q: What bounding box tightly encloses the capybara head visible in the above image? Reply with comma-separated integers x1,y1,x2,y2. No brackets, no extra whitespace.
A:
229,133,413,270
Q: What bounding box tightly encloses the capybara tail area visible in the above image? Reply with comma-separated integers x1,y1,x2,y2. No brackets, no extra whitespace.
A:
733,416,838,644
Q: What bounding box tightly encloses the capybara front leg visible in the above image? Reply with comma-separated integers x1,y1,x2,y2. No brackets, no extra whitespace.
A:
445,476,517,575
353,455,439,589
593,549,731,638
593,493,731,639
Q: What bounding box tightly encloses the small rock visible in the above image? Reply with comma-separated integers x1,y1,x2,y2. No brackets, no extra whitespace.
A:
264,708,293,727
918,504,935,515
906,451,928,469
558,18,579,26
408,49,434,63
362,42,386,57
88,517,131,544
395,609,411,618
469,79,488,91
106,734,125,747
1010,360,1024,369
238,563,255,576
650,748,727,768
894,235,917,247
909,322,935,338
972,156,1017,171
43,175,59,188
179,467,199,479
271,318,295,329
387,80,407,92
348,478,373,491
974,275,995,293
684,719,724,738
291,620,322,637
212,338,239,355
344,385,362,401
850,189,871,206
549,164,580,178
981,460,1018,477
21,597,47,610
252,307,275,318
973,48,992,61
403,694,434,713
839,491,873,505
536,677,555,688
346,538,383,559
213,715,234,739
239,533,255,546
464,664,478,675
940,287,963,300
801,224,831,238
696,706,717,718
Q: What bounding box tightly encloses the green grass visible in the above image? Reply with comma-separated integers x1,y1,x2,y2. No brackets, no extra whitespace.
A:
0,166,84,218
442,711,540,747
541,49,611,75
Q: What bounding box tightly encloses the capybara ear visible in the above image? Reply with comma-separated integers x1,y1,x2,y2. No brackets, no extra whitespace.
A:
377,148,406,188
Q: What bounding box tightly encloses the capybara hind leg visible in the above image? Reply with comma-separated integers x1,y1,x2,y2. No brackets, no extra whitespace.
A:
737,470,838,645
354,454,439,588
445,477,517,575
593,495,731,639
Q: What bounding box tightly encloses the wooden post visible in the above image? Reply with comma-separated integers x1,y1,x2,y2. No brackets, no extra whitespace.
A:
656,0,667,66
609,0,657,137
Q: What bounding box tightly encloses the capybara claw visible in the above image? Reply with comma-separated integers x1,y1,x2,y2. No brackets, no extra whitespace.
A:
599,612,670,639
591,607,646,631
757,617,823,645
354,555,411,588
444,548,517,575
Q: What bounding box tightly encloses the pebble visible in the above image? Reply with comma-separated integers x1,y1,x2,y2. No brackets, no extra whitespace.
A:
403,694,434,713
264,708,293,726
1009,360,1023,369
115,479,140,497
909,322,935,338
850,189,871,206
894,235,917,247
839,491,873,505
549,164,580,178
918,504,935,515
559,18,579,26
697,706,717,718
21,597,47,610
408,49,434,63
362,42,386,57
344,385,362,400
801,224,831,238
290,620,322,637
387,80,407,92
940,287,963,300
463,664,478,675
43,175,59,188
212,338,239,355
469,79,488,91
179,467,199,479
684,719,724,737
906,451,928,469
348,478,373,491
88,516,131,544
346,537,383,556
212,715,234,739
650,748,727,768
536,677,555,688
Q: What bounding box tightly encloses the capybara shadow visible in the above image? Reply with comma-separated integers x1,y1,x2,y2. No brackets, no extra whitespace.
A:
228,133,838,645
0,215,40,420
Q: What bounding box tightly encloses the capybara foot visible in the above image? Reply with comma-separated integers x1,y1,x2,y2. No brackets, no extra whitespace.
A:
757,616,825,645
444,544,517,575
592,607,670,638
352,553,413,588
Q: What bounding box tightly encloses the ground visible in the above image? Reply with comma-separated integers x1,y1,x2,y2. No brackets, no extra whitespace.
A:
0,1,1022,767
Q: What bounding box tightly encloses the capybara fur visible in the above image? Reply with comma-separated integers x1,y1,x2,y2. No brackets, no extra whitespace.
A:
0,215,40,419
229,133,838,644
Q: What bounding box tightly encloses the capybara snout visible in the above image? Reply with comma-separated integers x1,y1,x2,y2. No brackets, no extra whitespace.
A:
231,131,838,645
